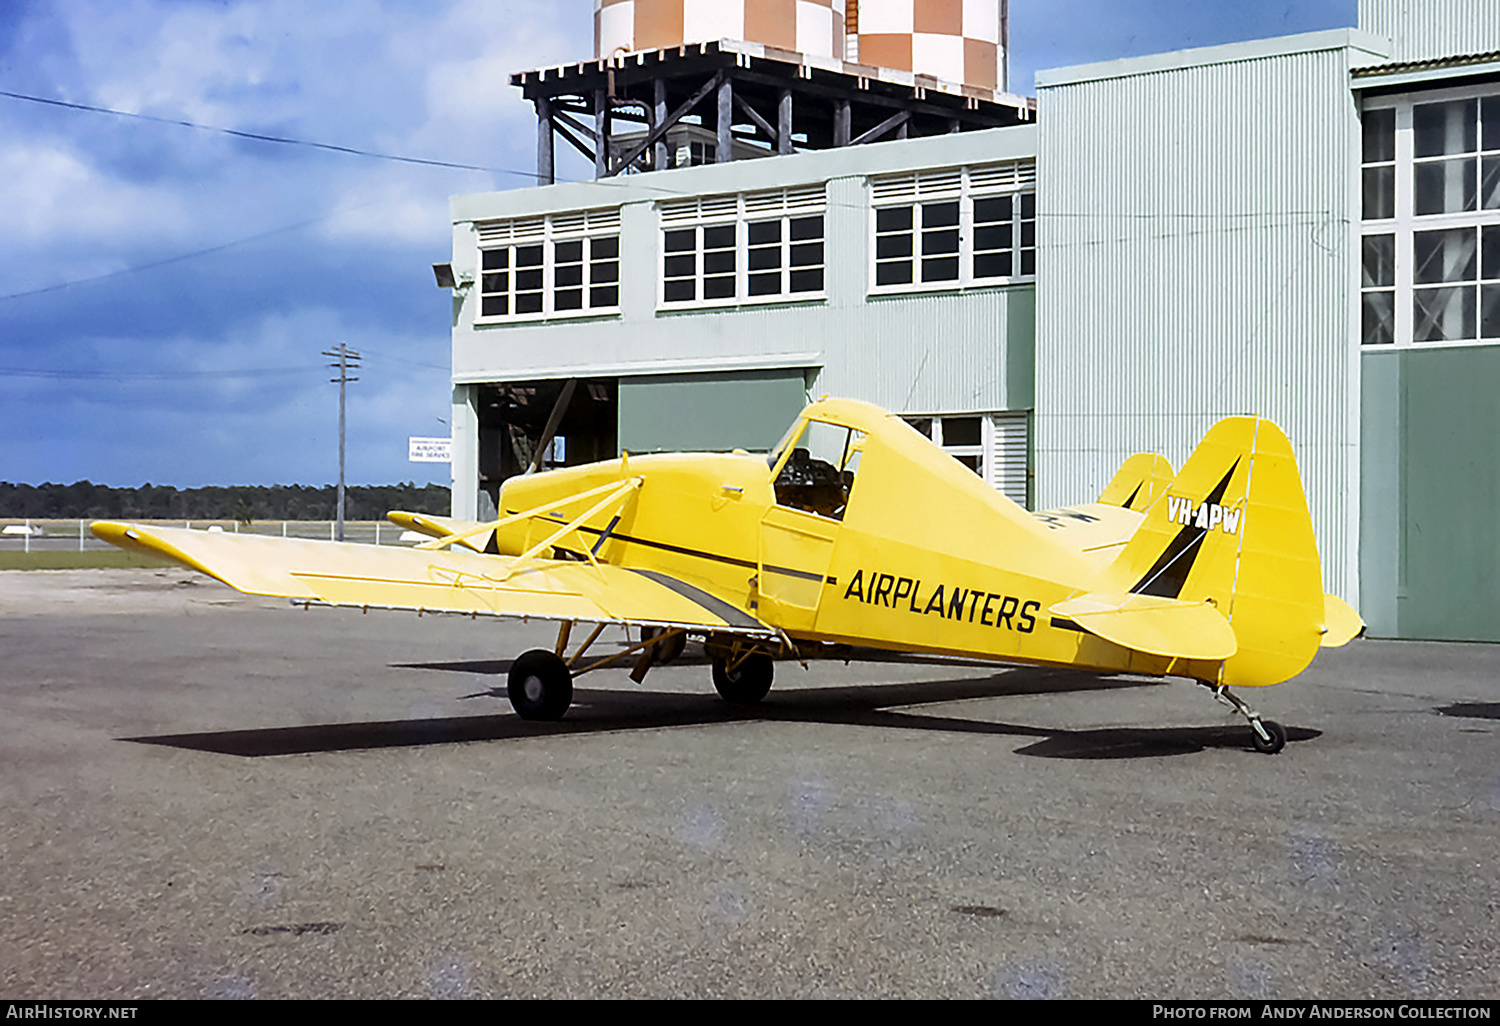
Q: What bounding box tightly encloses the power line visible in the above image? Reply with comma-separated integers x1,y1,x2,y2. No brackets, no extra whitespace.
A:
0,88,540,179
0,364,321,381
0,195,393,303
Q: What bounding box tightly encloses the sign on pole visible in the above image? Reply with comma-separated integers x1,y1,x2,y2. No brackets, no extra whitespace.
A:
409,436,452,463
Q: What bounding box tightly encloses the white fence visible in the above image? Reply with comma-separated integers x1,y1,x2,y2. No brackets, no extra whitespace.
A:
0,519,422,553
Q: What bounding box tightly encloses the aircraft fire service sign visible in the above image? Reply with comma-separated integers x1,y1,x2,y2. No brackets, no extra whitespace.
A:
408,436,451,463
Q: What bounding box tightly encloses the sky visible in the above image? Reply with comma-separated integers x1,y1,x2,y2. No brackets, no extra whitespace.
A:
0,0,1357,488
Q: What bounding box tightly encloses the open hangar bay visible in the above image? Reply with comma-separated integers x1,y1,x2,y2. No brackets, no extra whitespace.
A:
0,570,1495,1000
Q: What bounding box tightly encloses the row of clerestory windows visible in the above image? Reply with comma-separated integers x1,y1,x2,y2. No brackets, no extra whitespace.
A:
472,161,1036,324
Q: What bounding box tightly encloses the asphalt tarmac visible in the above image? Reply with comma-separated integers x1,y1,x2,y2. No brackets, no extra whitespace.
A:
1,570,1496,999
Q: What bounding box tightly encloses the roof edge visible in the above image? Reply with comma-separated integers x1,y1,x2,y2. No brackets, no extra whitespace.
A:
1036,28,1390,89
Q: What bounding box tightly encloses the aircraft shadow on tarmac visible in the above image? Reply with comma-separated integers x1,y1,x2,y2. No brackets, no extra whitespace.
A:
122,661,1319,760
1436,702,1500,721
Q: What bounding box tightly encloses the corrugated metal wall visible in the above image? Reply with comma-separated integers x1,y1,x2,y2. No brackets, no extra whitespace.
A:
1036,34,1380,598
1360,0,1500,62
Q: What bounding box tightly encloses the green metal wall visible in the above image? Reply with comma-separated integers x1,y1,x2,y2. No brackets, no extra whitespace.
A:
618,369,810,454
1361,347,1500,642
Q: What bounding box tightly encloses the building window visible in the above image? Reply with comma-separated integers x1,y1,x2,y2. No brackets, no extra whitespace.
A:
903,412,1030,508
476,208,621,322
870,161,1036,294
659,187,826,308
1362,87,1500,347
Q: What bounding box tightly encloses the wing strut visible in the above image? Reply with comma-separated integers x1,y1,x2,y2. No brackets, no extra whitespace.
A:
416,477,642,563
497,478,642,581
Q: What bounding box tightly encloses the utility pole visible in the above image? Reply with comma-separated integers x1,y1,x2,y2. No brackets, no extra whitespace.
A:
321,342,361,541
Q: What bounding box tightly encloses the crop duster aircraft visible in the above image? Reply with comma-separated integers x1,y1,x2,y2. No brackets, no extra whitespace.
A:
93,398,1362,754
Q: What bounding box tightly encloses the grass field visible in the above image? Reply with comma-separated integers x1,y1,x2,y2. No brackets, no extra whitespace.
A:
0,550,179,571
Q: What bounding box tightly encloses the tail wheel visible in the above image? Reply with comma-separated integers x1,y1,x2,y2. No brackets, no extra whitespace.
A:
1251,719,1287,755
711,653,774,704
508,649,573,721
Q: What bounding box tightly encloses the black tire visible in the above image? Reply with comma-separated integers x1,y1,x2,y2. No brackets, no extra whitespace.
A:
711,653,774,704
508,649,573,721
1251,719,1287,755
643,627,687,664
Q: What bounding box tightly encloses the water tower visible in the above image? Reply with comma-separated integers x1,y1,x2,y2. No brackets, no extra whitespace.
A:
514,0,1027,183
593,1,1007,91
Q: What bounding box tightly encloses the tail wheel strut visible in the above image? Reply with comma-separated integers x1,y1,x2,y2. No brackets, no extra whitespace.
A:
1203,681,1287,755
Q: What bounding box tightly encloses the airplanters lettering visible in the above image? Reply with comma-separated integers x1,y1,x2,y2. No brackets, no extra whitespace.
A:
842,569,1040,633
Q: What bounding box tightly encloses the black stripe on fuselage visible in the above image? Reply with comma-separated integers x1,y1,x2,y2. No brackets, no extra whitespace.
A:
626,569,766,629
1129,459,1239,600
518,514,835,587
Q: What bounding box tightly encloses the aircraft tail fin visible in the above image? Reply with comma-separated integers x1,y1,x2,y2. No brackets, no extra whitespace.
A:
1097,453,1175,511
1084,417,1357,686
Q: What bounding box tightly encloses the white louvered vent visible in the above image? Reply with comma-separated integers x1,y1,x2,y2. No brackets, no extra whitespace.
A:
989,414,1030,509
968,160,1037,193
660,194,738,225
870,168,964,204
476,216,545,245
743,185,827,217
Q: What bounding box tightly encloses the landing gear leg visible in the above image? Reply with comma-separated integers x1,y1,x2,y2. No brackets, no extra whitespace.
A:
1202,681,1287,755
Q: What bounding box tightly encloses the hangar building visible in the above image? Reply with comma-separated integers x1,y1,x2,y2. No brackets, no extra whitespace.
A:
440,0,1500,643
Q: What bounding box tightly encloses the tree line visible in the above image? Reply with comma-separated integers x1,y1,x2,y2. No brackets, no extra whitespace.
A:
0,481,452,522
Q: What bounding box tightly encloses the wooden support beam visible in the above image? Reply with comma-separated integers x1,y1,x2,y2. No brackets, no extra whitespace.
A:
850,109,910,146
731,91,777,145
716,74,733,163
551,117,594,162
593,88,608,178
778,89,793,155
552,109,597,142
606,70,723,177
653,78,668,171
536,96,554,186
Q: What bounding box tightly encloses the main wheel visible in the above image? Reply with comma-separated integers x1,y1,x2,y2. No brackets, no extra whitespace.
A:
1251,719,1287,755
508,649,573,721
711,653,774,704
642,626,687,664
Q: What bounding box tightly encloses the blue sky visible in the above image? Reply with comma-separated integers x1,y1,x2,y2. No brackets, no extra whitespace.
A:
0,0,1356,488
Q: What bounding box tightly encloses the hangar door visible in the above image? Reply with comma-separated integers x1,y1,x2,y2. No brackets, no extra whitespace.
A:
1362,348,1500,642
618,368,811,454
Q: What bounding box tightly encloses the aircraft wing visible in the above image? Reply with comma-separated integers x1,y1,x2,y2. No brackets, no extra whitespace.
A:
91,522,772,636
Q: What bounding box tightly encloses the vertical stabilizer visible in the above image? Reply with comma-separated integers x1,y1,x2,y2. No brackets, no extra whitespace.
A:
1088,418,1328,687
1098,453,1175,510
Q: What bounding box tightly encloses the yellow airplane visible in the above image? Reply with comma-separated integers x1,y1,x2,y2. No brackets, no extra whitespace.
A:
92,397,1362,754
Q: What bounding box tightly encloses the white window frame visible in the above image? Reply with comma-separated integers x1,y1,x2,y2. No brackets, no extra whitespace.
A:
869,161,1037,297
658,187,827,310
903,411,1031,509
475,208,622,324
1361,83,1500,350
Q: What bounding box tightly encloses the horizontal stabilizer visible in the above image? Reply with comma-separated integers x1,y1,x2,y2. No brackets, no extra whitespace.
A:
1049,591,1237,661
1320,594,1364,648
386,510,492,553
